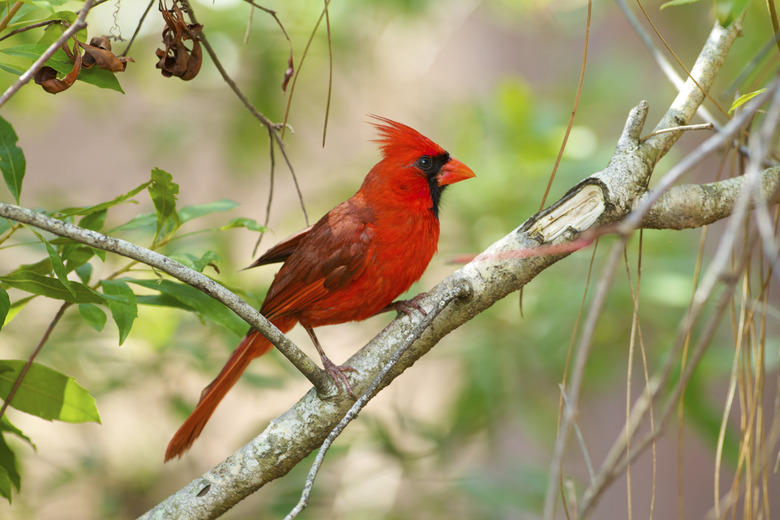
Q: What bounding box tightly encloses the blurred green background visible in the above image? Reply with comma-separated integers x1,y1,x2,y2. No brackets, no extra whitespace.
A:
0,0,778,518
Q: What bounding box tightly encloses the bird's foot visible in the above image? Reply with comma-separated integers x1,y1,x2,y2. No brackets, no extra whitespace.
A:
380,292,429,319
322,357,359,399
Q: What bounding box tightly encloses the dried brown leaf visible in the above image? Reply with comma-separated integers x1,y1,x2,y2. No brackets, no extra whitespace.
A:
80,42,131,72
180,35,201,81
156,0,203,80
35,39,82,94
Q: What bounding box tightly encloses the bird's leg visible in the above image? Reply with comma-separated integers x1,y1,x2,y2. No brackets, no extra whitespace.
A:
304,326,358,399
374,292,429,319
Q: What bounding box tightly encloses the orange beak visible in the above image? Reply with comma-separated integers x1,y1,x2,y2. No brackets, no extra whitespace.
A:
437,157,476,186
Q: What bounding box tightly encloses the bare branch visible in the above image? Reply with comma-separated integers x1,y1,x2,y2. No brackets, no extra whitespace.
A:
640,166,780,230
284,283,472,520
180,0,309,226
0,203,332,394
0,0,94,108
642,17,745,160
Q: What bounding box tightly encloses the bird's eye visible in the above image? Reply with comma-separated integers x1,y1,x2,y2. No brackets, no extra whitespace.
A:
415,156,433,171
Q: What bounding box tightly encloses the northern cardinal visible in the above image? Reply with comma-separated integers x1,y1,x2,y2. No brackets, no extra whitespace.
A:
165,117,475,461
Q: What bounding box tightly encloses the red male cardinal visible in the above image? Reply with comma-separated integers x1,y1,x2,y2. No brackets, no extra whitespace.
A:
165,117,475,461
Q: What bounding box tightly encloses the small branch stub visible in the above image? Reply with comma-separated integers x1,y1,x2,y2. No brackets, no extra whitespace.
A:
525,182,606,243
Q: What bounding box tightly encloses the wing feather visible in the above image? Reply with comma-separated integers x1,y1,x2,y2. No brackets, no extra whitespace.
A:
245,227,313,269
260,200,374,319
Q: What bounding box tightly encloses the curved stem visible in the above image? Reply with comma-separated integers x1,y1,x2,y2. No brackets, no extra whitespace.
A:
0,203,331,393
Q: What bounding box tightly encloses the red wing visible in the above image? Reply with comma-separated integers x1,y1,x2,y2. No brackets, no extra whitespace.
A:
245,227,312,269
259,202,375,319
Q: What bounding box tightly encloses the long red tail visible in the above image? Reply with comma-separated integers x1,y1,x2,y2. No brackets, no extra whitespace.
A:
165,316,296,461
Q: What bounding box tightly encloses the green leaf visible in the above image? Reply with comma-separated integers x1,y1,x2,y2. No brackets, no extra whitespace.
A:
168,250,222,273
660,0,699,8
0,44,123,93
58,181,151,218
78,209,107,231
728,88,767,114
0,44,72,70
0,416,34,447
18,258,52,276
63,245,94,274
220,217,267,232
109,212,156,233
179,199,239,223
0,116,26,203
101,280,137,345
75,65,124,93
128,279,246,337
29,230,75,299
0,63,26,76
74,262,92,284
0,289,8,332
716,0,751,25
0,360,101,423
0,465,12,503
149,168,180,237
78,303,106,332
91,248,106,262
3,299,26,327
0,433,20,496
0,271,103,304
7,9,76,28
134,293,191,309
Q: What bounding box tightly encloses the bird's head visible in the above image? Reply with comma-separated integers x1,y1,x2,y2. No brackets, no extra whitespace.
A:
366,116,476,217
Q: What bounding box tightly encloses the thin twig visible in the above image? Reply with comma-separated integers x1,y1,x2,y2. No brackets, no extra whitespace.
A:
0,302,70,420
240,1,294,76
641,16,745,161
676,225,708,520
577,84,777,515
623,246,636,519
639,123,714,142
0,2,24,34
0,0,94,109
559,383,595,484
579,263,742,517
615,0,718,126
0,20,59,43
284,283,472,520
120,0,154,57
252,125,277,257
181,0,309,226
321,0,332,147
543,231,627,520
747,74,780,284
243,1,253,44
539,0,591,210
624,82,777,233
281,4,325,138
767,0,780,57
634,0,728,118
725,29,780,97
0,203,332,394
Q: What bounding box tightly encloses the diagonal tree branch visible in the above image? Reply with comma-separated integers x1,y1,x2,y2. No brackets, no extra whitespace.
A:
0,203,332,394
640,166,780,229
0,0,94,108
